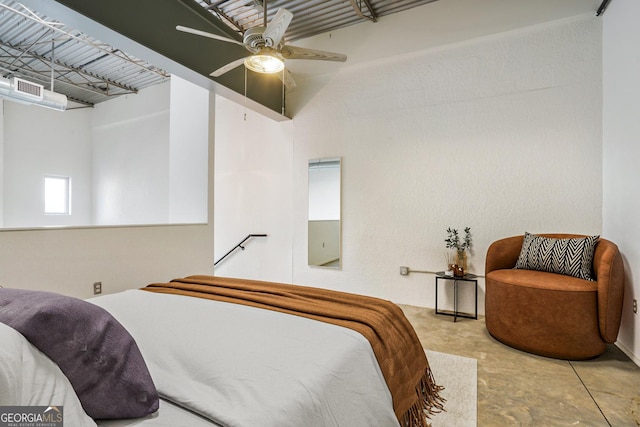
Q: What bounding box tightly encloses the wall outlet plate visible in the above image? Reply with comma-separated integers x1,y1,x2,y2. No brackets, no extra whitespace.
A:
399,266,409,276
634,299,637,314
93,282,102,295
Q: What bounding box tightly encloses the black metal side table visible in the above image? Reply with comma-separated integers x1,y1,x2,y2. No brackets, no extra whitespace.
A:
435,271,478,322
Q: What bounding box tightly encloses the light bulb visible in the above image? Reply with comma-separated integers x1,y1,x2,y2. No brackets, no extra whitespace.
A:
244,52,284,74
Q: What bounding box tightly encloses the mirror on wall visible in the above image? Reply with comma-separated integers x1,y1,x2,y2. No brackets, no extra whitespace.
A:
308,157,341,268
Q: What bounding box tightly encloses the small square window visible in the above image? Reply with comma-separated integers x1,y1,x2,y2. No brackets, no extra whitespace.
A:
44,175,71,215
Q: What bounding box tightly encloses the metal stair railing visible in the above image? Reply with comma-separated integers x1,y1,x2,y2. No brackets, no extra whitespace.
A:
214,234,267,267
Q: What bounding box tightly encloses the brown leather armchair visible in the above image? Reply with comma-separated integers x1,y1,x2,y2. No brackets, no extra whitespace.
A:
485,234,625,360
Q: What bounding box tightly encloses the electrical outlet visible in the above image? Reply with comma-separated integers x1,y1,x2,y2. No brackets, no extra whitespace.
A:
93,282,102,295
634,299,637,314
399,266,409,276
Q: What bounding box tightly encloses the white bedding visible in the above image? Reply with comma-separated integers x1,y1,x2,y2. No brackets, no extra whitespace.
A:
0,320,213,427
0,322,96,427
89,289,400,427
97,399,220,427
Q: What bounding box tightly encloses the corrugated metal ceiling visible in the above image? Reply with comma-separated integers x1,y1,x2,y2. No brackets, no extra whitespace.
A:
196,0,438,42
0,0,169,107
0,0,437,108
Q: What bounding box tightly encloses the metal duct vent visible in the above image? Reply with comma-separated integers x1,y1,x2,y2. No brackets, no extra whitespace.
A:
0,76,67,111
14,77,43,100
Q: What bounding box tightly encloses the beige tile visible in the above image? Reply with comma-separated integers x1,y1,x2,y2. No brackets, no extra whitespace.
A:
571,345,640,426
401,305,640,426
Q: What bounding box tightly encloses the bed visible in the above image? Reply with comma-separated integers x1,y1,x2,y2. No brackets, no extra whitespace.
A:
0,275,443,427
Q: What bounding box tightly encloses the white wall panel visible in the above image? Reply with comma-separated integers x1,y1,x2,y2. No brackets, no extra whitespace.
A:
602,0,640,364
92,83,170,225
2,103,92,228
169,75,209,224
213,95,294,283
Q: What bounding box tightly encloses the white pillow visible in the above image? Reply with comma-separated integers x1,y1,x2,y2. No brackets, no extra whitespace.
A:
0,322,96,427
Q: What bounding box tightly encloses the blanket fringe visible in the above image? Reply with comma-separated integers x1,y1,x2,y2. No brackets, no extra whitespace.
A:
401,366,446,427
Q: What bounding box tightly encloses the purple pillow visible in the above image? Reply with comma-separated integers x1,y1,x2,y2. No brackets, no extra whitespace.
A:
0,288,159,419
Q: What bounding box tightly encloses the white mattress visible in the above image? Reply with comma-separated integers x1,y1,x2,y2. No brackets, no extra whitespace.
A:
89,289,400,427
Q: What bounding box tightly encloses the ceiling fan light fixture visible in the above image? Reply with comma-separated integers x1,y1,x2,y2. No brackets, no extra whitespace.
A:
244,52,284,74
179,6,346,88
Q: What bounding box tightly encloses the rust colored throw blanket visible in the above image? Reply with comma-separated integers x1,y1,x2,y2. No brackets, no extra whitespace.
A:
143,275,444,427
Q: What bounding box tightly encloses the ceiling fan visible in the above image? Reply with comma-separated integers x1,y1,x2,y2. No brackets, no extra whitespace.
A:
176,2,347,89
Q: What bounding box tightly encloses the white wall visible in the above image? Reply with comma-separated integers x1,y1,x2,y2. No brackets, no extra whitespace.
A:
213,95,294,282
292,13,602,307
92,77,209,226
0,90,216,299
215,14,603,317
92,83,171,225
602,0,640,364
0,223,213,298
169,76,209,223
1,76,207,228
2,102,93,228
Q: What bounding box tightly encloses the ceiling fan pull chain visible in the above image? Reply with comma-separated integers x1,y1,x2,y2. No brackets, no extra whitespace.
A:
50,41,55,91
263,0,268,28
244,66,248,121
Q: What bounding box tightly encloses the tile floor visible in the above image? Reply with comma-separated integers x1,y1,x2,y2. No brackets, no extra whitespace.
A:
400,305,640,426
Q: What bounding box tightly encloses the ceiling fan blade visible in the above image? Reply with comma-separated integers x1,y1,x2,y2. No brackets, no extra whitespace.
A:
263,8,293,48
176,25,245,47
210,57,247,77
280,45,347,62
278,68,297,89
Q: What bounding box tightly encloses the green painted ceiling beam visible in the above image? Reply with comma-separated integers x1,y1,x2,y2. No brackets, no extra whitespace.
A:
54,0,284,115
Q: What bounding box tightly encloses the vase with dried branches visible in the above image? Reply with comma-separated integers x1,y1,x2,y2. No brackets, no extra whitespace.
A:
445,227,472,276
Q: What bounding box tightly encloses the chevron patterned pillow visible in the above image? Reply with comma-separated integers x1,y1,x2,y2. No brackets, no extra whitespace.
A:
514,232,599,280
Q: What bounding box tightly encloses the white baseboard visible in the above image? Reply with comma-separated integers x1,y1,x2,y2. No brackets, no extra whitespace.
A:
615,341,640,367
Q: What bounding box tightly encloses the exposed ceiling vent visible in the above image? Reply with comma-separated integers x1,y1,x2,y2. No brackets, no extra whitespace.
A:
14,77,43,100
0,76,68,111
